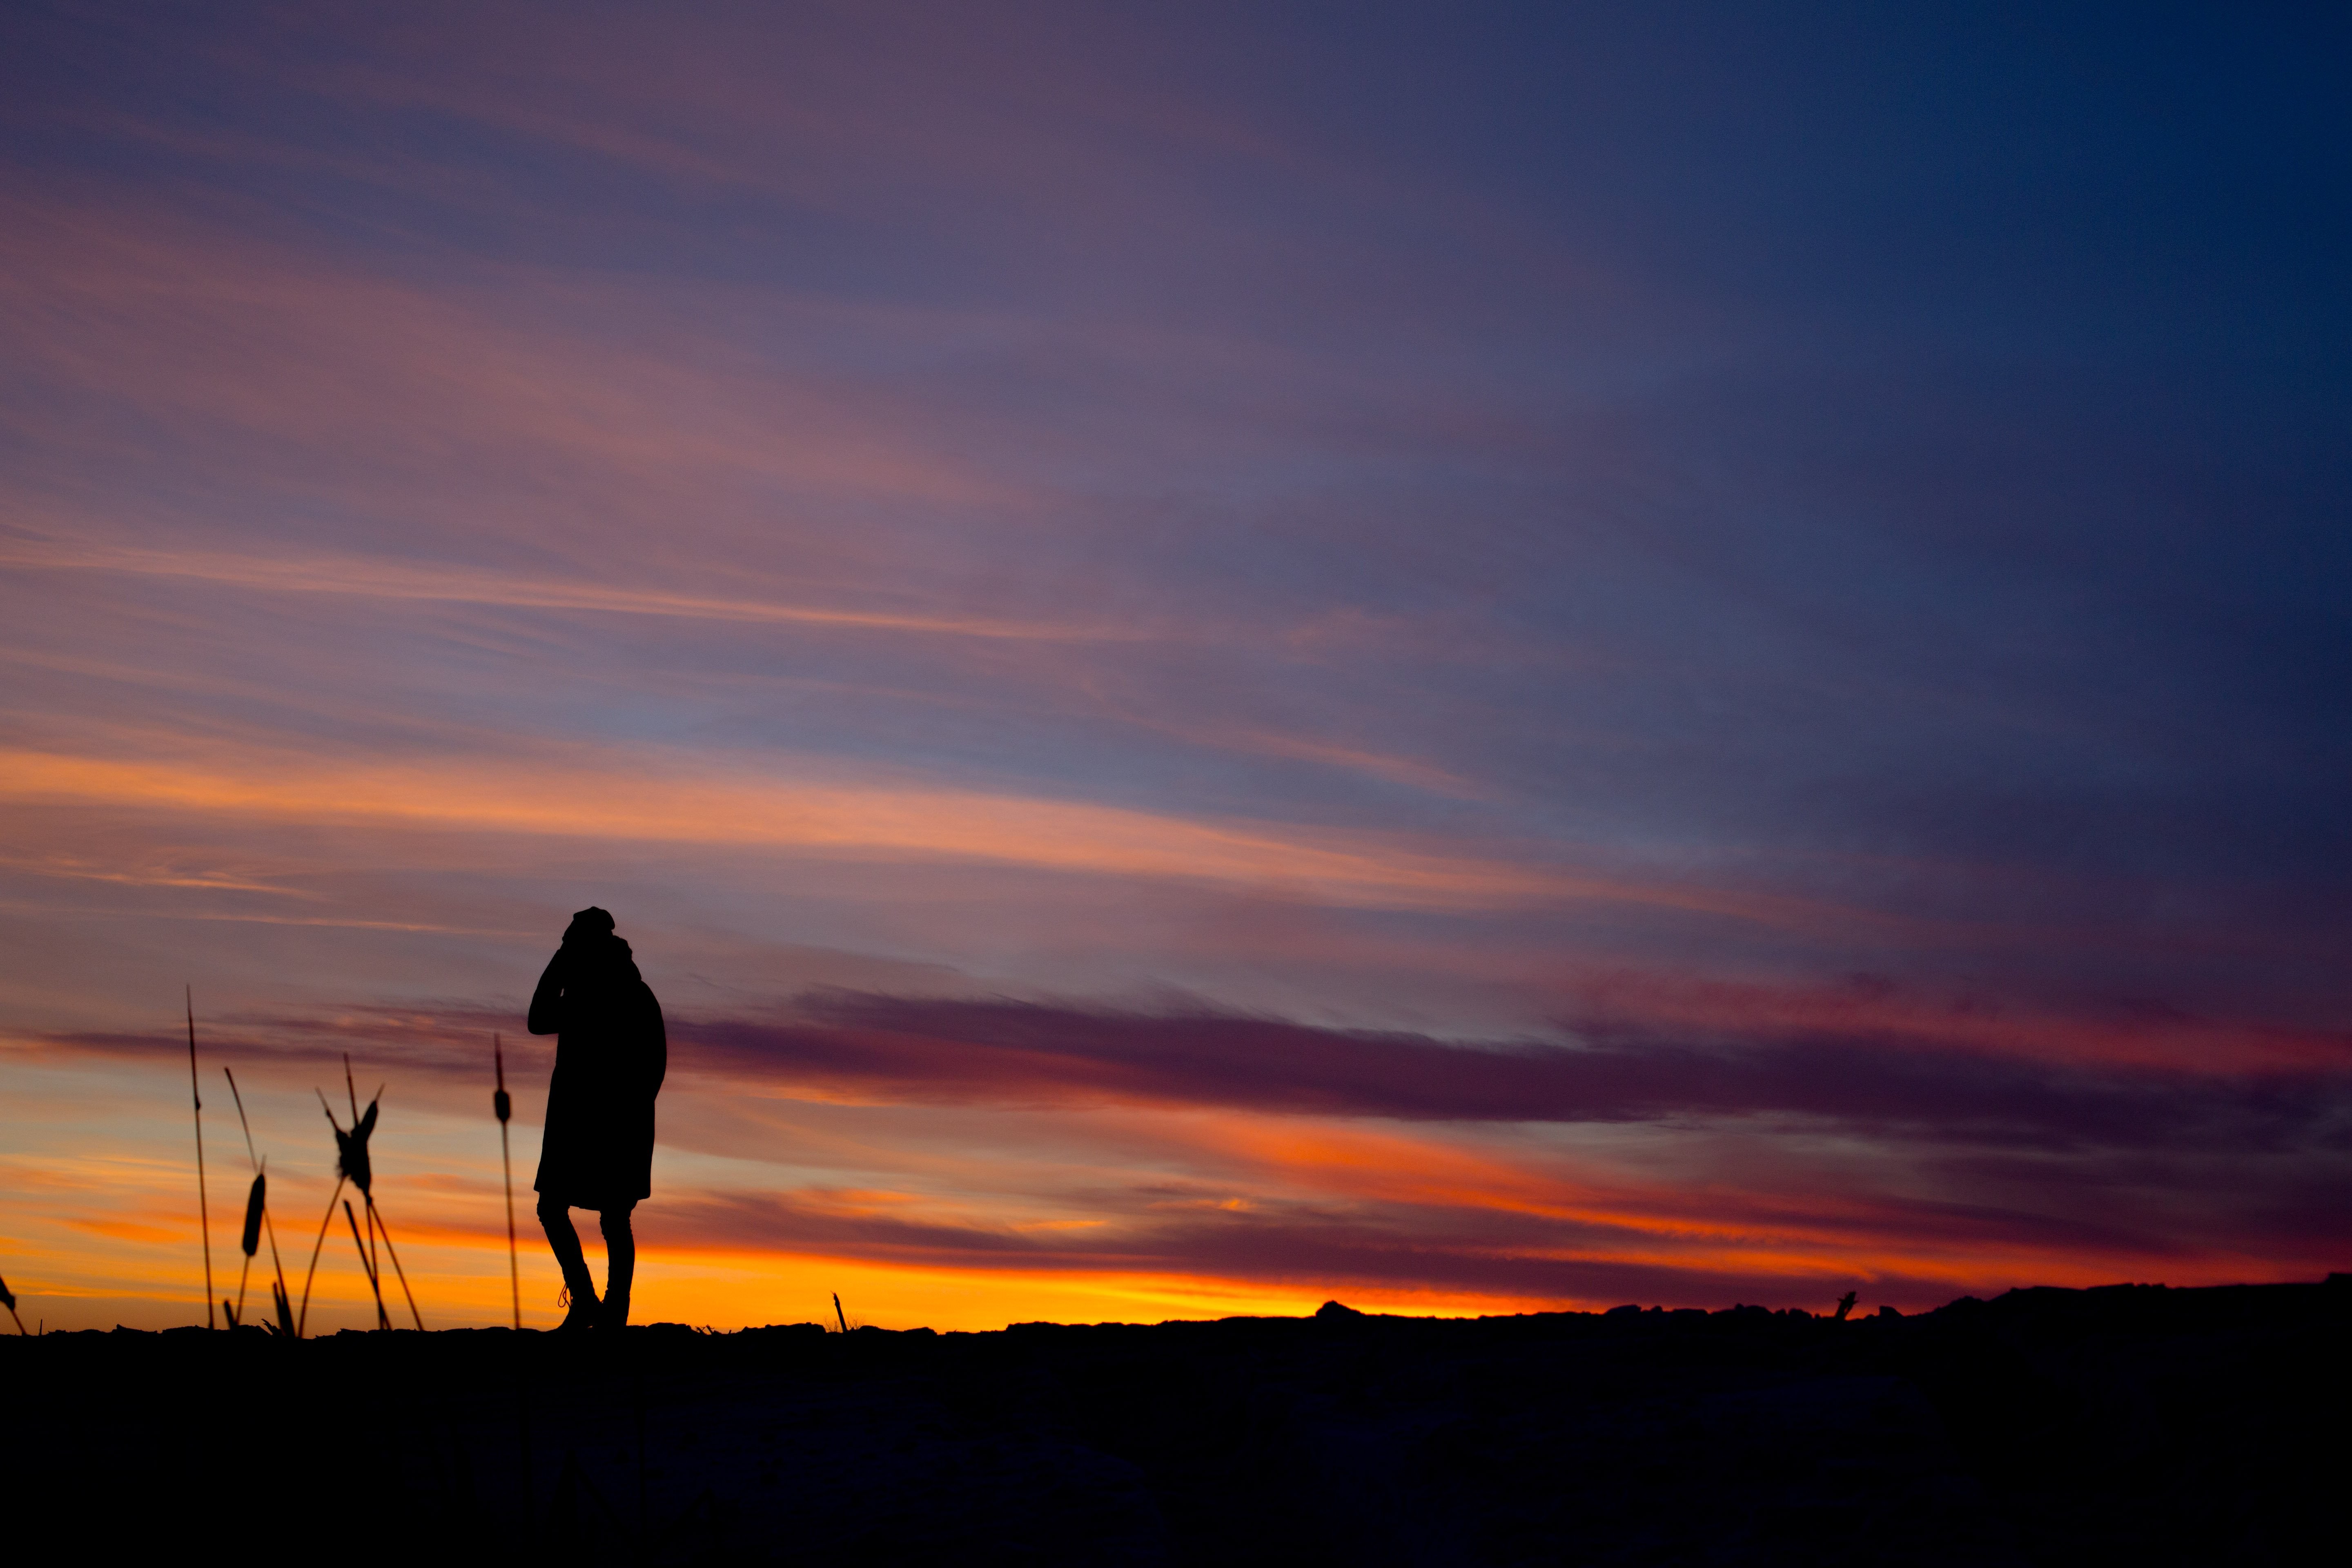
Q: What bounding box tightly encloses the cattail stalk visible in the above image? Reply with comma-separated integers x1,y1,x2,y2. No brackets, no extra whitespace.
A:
223,1067,293,1334
185,988,216,1329
834,1292,849,1334
345,1198,389,1330
363,1198,425,1331
230,1169,265,1326
298,1056,421,1335
296,1174,347,1337
0,1274,25,1336
496,1033,519,1330
301,1062,371,1335
343,1057,380,1286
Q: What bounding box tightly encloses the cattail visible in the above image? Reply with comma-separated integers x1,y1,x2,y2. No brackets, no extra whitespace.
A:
1,1274,25,1336
314,1078,381,1312
242,1171,266,1259
298,1056,421,1334
494,1034,512,1126
329,1093,378,1196
296,1082,363,1337
223,1068,292,1339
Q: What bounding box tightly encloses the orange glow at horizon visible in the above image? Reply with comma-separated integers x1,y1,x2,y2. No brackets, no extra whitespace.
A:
4,1063,2323,1338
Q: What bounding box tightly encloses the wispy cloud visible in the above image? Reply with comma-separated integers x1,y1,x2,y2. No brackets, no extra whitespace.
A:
0,537,1147,644
0,738,1824,916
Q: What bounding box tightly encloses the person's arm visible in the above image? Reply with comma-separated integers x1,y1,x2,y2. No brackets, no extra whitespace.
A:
526,951,567,1036
643,989,668,1097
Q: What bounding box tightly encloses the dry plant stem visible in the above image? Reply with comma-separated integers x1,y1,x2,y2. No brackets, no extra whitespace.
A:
261,1207,289,1312
496,1033,519,1331
296,1173,348,1336
343,1058,379,1284
345,1198,388,1330
224,1071,266,1325
363,1197,425,1331
501,1121,519,1328
224,1068,294,1312
185,988,216,1329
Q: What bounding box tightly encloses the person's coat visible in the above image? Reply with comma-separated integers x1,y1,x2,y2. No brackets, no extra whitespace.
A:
529,931,665,1209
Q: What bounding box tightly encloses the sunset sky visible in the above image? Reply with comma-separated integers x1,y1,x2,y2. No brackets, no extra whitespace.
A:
2,2,2345,1333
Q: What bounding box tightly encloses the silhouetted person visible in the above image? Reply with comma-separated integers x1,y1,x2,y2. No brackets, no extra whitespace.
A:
528,906,665,1331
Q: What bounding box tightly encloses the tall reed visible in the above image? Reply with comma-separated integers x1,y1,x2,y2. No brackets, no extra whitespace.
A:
229,1170,263,1327
185,988,215,1330
295,1168,347,1337
1,1274,24,1336
294,1055,425,1333
495,1033,519,1330
344,1198,389,1330
223,1067,292,1333
295,1056,372,1334
365,1202,425,1331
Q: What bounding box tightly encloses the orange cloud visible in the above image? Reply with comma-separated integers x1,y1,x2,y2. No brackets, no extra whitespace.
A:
0,739,1723,914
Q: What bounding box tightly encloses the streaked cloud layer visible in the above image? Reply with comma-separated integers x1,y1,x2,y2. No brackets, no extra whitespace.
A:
2,2,2345,1329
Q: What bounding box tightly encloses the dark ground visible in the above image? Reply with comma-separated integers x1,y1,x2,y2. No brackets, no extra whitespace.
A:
15,1276,2343,1565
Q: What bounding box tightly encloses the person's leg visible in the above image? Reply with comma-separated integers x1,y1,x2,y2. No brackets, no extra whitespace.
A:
537,1195,598,1328
597,1205,636,1329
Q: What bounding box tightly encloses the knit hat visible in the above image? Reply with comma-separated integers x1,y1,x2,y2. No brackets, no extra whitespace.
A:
563,906,617,944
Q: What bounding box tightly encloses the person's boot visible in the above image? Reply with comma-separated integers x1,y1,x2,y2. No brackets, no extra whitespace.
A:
597,1207,636,1334
597,1280,630,1332
556,1281,599,1334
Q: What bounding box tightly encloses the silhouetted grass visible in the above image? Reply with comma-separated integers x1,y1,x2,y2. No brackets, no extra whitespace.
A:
343,1198,389,1330
185,988,215,1330
222,1067,293,1334
290,1056,425,1333
300,1054,420,1333
294,1171,347,1336
495,1033,519,1330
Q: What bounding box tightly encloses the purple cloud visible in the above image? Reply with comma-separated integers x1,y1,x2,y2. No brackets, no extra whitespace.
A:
668,992,2352,1155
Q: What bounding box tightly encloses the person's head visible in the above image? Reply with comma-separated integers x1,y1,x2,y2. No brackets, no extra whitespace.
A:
562,906,617,946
